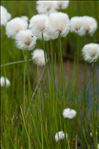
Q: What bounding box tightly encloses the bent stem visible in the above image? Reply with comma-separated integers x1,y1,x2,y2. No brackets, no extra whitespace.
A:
26,67,46,117
20,106,31,149
31,67,45,100
0,59,33,67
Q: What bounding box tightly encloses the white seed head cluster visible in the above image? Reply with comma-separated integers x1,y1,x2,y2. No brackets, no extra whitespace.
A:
55,131,65,142
41,12,70,40
6,17,28,39
0,76,10,87
82,16,97,35
29,12,70,40
63,108,77,119
15,29,37,50
36,0,69,14
36,0,58,14
32,49,46,67
70,16,97,36
29,14,49,39
47,12,70,39
0,5,11,26
82,43,99,63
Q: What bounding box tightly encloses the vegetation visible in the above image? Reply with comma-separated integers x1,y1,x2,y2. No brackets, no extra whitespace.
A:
1,1,99,149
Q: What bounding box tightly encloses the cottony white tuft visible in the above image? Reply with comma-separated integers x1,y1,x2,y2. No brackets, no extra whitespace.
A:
55,131,65,142
6,17,28,39
45,12,70,40
70,16,97,36
56,0,69,10
82,16,97,35
98,144,99,149
0,76,10,87
63,108,77,119
15,29,37,50
36,0,57,14
82,43,99,63
20,16,28,22
32,49,46,67
29,14,48,39
70,16,85,36
0,5,11,26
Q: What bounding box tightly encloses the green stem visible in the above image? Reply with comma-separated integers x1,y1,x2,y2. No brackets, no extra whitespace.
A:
20,106,31,149
58,36,65,95
91,63,96,126
83,63,87,116
22,51,28,112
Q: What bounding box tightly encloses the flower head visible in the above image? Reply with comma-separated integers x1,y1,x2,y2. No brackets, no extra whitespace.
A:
15,29,37,50
82,43,99,63
0,5,11,26
70,16,85,36
70,16,97,36
0,76,10,87
6,17,28,39
63,108,77,119
45,12,70,40
32,49,46,67
36,0,57,14
55,131,65,142
82,16,97,35
56,0,69,10
29,14,48,39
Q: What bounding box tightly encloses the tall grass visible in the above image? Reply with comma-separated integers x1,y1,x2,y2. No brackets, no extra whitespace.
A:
1,1,99,149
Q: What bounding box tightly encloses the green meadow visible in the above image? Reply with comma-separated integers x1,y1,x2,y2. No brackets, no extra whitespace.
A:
1,1,99,149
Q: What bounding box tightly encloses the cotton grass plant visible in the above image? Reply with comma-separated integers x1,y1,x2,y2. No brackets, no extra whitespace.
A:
1,1,99,149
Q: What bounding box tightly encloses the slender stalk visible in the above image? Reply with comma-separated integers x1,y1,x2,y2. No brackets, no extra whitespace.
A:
22,52,28,112
75,135,78,149
31,67,45,100
91,63,95,115
83,63,87,117
58,36,65,95
0,59,33,67
20,106,31,149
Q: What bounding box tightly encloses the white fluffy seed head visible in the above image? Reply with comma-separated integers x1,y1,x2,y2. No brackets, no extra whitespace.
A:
82,43,99,63
6,17,28,39
63,108,77,119
0,5,11,26
45,12,70,40
70,16,97,36
82,16,97,35
32,49,46,67
36,0,58,14
29,14,49,39
55,131,65,142
15,29,37,50
0,76,10,87
56,0,69,9
70,16,85,36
